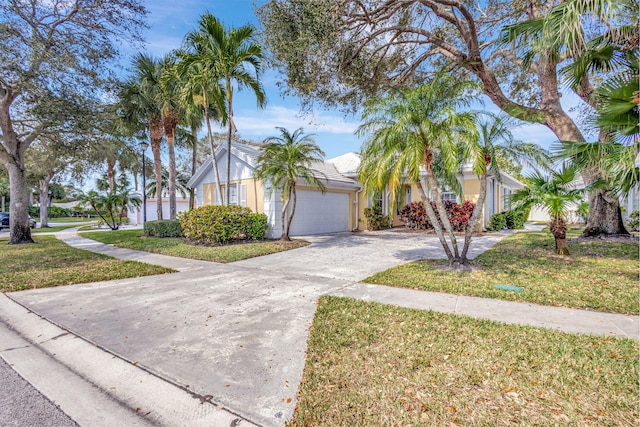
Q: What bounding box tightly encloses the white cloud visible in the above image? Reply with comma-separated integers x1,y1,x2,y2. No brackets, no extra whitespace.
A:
231,105,359,136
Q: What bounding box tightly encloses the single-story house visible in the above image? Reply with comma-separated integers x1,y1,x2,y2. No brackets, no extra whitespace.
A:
187,143,525,238
130,197,190,226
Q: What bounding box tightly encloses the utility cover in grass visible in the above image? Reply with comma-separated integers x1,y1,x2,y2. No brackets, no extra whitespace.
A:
494,284,524,292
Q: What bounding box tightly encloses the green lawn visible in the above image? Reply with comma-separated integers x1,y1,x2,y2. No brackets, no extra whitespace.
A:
364,230,639,315
47,217,97,223
0,236,174,292
81,229,309,263
32,225,81,233
292,296,638,426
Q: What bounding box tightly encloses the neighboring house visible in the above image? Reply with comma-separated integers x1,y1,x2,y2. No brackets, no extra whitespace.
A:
187,143,361,238
131,197,190,226
187,142,525,237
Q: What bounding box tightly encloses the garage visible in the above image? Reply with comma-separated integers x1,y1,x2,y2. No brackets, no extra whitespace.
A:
287,190,350,236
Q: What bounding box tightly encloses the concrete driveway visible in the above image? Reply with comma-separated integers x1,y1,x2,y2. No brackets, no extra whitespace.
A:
5,230,513,426
234,229,513,281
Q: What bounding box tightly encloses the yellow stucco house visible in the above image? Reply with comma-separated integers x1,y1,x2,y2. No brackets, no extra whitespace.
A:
187,143,525,238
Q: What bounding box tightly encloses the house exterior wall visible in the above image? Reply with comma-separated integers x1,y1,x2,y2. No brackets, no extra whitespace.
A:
132,198,190,225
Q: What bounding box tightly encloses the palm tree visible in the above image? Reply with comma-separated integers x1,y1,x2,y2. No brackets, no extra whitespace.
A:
510,166,585,255
254,127,326,241
185,13,266,205
119,53,164,220
357,76,478,267
146,168,190,200
158,54,183,219
177,30,226,205
80,185,141,231
501,0,637,237
459,114,551,262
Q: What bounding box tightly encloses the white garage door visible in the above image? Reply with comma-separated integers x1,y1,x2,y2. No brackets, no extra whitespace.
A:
289,190,350,236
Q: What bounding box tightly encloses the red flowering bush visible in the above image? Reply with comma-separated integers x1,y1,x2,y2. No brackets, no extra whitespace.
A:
399,200,475,232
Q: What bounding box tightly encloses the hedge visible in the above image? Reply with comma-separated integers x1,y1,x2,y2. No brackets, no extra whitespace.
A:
28,206,73,218
144,220,183,238
179,205,268,245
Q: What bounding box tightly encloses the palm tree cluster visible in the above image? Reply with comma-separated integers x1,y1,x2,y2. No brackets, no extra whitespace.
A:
358,74,550,267
117,13,265,220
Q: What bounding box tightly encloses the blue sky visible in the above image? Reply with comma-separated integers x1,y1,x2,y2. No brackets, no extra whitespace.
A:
131,0,577,160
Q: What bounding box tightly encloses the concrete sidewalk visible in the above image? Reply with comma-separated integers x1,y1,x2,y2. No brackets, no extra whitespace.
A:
1,229,637,427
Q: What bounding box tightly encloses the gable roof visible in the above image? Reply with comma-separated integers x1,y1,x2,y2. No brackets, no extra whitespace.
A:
187,142,360,189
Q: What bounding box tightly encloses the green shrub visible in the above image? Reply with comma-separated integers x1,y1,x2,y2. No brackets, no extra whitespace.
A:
627,210,640,232
244,212,269,240
502,209,527,229
28,206,73,218
144,220,183,238
364,206,392,231
178,205,268,244
487,213,506,231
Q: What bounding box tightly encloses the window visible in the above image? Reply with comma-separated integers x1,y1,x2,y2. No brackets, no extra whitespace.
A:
229,184,238,205
370,193,384,209
441,191,457,203
502,187,512,210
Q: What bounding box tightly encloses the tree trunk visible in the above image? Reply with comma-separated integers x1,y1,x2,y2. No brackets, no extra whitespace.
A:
549,217,569,255
204,98,223,205
1,196,5,213
149,118,164,221
460,172,488,262
107,159,116,192
6,162,34,244
38,177,52,228
285,183,297,239
583,187,629,236
415,181,454,262
1,87,35,244
163,111,179,220
424,155,460,260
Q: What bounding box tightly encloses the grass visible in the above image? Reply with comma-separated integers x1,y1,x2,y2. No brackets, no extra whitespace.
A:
364,229,639,315
0,235,174,292
47,217,96,223
32,225,81,233
292,296,639,427
80,229,309,263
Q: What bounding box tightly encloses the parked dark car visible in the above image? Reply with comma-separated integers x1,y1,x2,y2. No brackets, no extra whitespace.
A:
0,213,37,229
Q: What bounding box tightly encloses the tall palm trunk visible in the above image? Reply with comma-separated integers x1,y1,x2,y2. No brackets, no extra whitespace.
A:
204,95,223,204
163,110,179,220
149,118,164,220
461,172,488,262
225,81,234,206
281,189,291,241
285,183,297,239
190,124,198,209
